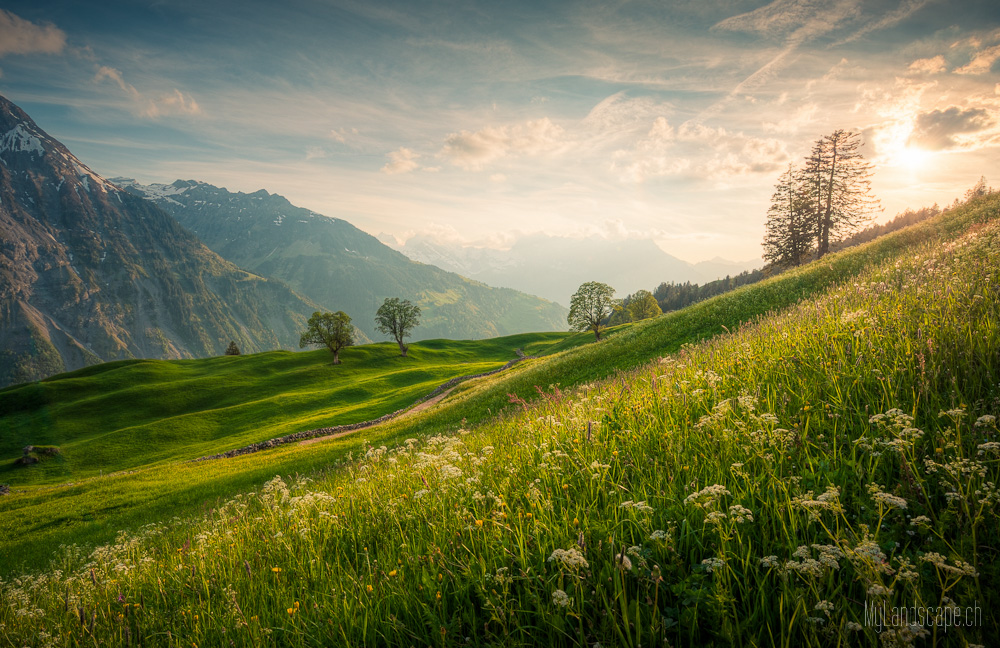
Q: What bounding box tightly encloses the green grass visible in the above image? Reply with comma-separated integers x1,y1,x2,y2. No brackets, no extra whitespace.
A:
1,196,999,646
0,337,548,486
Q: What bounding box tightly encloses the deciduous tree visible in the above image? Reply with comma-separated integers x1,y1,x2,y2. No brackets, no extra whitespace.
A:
627,289,662,322
568,281,616,341
299,311,354,364
375,297,421,357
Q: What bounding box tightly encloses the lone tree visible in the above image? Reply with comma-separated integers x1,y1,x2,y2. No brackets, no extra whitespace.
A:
800,129,879,258
224,341,241,356
627,289,662,322
299,311,354,364
568,281,616,341
762,164,814,267
375,297,421,357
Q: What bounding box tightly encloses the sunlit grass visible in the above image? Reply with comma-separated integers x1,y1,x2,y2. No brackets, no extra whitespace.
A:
1,196,998,646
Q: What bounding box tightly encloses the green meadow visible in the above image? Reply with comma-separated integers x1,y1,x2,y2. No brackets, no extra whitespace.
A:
1,195,999,646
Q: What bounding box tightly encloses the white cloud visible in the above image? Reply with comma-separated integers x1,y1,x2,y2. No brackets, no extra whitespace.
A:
908,55,947,75
612,118,789,182
381,147,421,174
489,173,506,183
0,10,65,57
440,118,564,170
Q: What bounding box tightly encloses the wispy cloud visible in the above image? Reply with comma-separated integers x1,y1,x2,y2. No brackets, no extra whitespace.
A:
93,65,201,119
0,9,65,57
381,147,421,174
908,55,947,75
440,118,564,171
954,44,1000,75
834,0,931,46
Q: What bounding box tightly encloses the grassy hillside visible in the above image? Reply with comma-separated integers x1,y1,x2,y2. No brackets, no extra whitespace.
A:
1,195,998,646
0,335,581,486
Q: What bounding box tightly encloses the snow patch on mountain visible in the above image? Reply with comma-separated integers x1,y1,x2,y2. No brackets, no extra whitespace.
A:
1,124,46,157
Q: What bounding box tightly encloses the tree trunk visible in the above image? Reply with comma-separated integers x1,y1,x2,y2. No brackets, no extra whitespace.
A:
398,340,408,357
332,349,340,364
819,136,839,258
593,325,601,341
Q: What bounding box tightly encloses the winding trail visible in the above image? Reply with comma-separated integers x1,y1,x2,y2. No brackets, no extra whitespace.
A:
194,350,536,461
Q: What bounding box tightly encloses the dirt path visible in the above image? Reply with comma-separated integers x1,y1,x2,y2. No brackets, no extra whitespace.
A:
194,351,537,462
297,385,458,447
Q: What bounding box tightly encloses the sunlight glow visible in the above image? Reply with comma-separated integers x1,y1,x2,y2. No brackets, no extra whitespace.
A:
897,145,933,172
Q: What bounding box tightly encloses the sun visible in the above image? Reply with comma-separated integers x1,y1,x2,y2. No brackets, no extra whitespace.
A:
895,145,934,172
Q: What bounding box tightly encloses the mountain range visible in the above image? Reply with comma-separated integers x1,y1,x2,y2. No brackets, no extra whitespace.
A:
115,179,568,342
0,94,569,387
383,233,760,304
0,94,319,387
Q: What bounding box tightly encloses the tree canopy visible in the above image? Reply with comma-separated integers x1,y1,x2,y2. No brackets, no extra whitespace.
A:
627,289,662,322
763,129,879,266
299,311,354,364
375,297,421,357
568,281,616,341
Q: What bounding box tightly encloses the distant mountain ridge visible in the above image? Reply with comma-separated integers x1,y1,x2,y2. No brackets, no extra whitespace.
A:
384,233,761,305
116,179,568,341
0,95,319,387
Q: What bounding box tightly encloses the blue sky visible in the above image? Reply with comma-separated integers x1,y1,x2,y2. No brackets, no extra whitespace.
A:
2,0,999,262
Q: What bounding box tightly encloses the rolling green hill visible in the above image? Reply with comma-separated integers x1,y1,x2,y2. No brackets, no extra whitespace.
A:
1,195,998,646
0,333,584,487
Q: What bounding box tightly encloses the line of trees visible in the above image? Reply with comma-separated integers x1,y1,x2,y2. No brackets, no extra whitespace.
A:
763,129,880,268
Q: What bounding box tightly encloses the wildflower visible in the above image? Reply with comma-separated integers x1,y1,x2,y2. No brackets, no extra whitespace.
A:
271,567,282,574
728,504,754,523
868,484,908,510
615,553,633,571
366,584,373,593
619,500,654,512
552,589,573,608
548,547,589,570
388,570,397,577
701,557,725,573
814,600,834,616
975,414,996,427
683,484,731,508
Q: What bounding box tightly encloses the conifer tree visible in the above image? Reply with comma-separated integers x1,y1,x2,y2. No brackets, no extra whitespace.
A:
762,165,813,267
800,129,879,258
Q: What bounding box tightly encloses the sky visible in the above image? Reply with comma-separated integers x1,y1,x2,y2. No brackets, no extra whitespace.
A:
1,0,999,263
